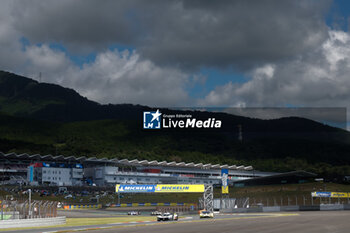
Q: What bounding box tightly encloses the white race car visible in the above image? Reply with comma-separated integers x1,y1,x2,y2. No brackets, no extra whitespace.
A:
157,212,178,221
151,211,162,216
127,211,140,215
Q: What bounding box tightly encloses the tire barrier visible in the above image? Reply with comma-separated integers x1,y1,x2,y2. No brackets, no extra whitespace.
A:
0,216,66,229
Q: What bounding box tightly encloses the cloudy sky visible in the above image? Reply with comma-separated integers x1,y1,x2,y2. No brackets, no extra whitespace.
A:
1,0,350,111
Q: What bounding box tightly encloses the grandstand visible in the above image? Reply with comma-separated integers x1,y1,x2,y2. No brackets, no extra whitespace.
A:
0,152,275,186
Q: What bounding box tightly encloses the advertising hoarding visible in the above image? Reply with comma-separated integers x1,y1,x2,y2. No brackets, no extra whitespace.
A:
115,184,205,193
221,169,229,194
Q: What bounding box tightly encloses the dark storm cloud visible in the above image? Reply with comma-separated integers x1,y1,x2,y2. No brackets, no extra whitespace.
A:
9,0,331,69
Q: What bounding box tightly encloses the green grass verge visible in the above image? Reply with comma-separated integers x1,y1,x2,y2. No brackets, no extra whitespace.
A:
0,215,12,220
0,216,156,231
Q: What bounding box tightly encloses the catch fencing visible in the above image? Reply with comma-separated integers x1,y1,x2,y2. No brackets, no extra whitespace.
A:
0,199,57,220
247,195,350,207
217,195,350,210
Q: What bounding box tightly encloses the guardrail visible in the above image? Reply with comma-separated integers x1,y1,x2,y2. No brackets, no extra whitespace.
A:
0,216,66,229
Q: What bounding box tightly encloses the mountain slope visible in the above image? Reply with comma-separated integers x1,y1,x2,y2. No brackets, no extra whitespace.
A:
0,70,149,121
0,70,350,178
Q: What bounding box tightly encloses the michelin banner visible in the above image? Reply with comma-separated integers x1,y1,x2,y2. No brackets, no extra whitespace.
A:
311,191,350,198
115,184,205,193
331,192,350,198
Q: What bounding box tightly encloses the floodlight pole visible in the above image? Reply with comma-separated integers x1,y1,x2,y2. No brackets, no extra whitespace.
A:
28,189,32,218
1,200,3,220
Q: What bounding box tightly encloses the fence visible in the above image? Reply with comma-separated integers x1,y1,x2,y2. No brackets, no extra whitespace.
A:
247,195,350,207
157,205,198,213
0,199,57,220
217,195,350,211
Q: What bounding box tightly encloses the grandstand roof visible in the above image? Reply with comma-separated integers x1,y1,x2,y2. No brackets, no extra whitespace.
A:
0,152,253,171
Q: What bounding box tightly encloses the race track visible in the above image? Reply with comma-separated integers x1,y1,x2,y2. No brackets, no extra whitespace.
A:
2,211,350,233
72,211,350,233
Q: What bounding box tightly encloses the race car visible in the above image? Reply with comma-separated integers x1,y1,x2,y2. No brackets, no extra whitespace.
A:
151,210,162,216
157,212,178,221
127,211,140,215
199,210,214,218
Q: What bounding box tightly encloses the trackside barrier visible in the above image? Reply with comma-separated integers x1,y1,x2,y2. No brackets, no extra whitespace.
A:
225,204,350,213
262,206,281,212
280,206,299,211
63,204,102,210
320,204,343,211
0,216,66,229
109,203,195,208
62,203,194,210
299,205,320,211
222,208,263,213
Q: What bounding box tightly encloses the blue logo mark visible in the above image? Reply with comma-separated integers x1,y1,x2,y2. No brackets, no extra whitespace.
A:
119,185,156,193
143,109,162,129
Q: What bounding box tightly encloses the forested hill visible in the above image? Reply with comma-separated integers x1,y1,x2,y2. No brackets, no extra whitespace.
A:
0,70,350,178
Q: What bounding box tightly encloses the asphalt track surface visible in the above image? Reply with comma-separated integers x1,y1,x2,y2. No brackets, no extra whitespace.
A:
2,211,350,233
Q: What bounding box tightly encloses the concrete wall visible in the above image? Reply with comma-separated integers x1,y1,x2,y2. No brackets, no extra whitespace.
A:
320,204,343,211
223,204,350,213
0,216,66,229
263,206,281,212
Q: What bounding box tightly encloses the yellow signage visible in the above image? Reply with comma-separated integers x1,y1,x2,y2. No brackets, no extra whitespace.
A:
221,169,229,194
331,192,350,198
311,191,350,198
115,184,205,193
155,184,205,193
222,186,229,194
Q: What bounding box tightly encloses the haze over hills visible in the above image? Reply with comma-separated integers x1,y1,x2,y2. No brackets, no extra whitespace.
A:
0,70,350,178
0,70,149,122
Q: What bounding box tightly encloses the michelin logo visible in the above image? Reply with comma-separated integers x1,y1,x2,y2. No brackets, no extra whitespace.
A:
143,109,162,129
117,185,156,192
